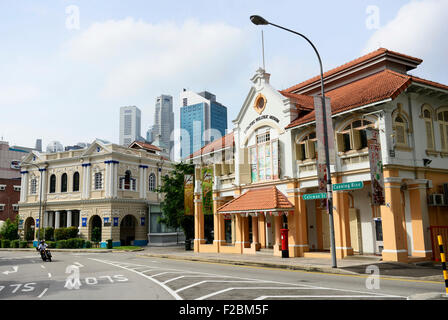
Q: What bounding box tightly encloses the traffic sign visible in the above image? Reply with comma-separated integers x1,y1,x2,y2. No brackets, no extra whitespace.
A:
302,193,327,200
332,181,364,191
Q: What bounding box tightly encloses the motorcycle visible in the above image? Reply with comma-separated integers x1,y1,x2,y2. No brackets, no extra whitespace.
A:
39,248,52,262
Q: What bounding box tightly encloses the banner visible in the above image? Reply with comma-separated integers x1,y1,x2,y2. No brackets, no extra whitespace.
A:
367,128,385,206
184,174,194,216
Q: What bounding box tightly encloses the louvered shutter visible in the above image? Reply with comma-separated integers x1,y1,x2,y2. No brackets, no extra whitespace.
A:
425,121,434,150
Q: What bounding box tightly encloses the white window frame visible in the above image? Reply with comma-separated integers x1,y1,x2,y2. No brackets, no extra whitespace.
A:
0,185,6,191
30,178,37,194
94,172,103,190
422,106,435,151
12,204,19,211
438,108,448,152
149,173,156,191
0,204,5,211
13,185,21,192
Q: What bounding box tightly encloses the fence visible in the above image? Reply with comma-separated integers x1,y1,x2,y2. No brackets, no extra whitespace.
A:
430,226,448,261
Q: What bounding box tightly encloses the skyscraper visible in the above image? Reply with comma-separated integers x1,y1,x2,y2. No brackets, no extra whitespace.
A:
180,90,227,159
148,95,174,158
119,106,141,146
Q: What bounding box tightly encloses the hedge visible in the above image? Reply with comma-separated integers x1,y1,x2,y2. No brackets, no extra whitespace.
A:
85,240,92,248
56,240,67,249
47,241,56,248
19,241,28,248
1,240,11,248
10,240,19,248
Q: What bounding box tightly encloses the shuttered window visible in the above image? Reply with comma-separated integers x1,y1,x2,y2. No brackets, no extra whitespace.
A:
422,108,435,150
393,115,407,146
338,119,372,152
438,110,448,151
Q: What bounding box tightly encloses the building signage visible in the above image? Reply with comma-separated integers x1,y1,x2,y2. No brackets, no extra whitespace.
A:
367,128,385,206
35,219,39,228
244,115,280,134
82,217,87,227
104,217,111,227
19,219,24,229
302,193,327,200
333,181,364,191
140,217,145,226
113,217,119,227
11,160,21,169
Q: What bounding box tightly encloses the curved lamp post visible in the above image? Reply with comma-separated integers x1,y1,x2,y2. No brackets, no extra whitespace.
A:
250,15,337,268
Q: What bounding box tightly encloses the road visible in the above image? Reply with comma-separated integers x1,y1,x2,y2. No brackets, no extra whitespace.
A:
0,250,445,300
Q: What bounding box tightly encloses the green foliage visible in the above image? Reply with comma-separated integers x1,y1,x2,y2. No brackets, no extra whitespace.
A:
56,240,67,248
85,240,92,248
19,241,28,248
66,238,77,248
10,240,19,248
157,162,195,239
37,227,54,241
25,228,34,241
46,241,56,248
0,218,19,241
67,226,79,239
91,227,101,243
106,239,113,249
1,240,11,248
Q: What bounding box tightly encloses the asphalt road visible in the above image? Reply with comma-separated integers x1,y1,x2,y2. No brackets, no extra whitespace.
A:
0,250,445,300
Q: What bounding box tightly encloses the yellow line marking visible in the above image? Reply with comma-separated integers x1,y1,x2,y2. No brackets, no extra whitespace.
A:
139,255,444,285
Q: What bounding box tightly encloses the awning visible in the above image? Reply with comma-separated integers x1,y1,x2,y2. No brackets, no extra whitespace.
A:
217,186,294,216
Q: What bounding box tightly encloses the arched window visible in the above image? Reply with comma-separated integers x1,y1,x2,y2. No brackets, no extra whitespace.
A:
30,178,37,194
49,174,56,193
248,128,279,183
438,107,448,151
94,172,103,190
61,173,67,193
337,119,373,152
422,105,435,150
296,131,317,161
393,114,408,146
119,170,136,191
73,172,80,192
149,173,156,191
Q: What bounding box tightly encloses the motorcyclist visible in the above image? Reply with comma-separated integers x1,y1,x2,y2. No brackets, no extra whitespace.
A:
37,240,48,258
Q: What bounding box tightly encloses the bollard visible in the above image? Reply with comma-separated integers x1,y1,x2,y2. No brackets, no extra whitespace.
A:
437,235,448,296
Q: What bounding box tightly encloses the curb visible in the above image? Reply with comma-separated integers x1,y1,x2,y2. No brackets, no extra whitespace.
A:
0,248,112,253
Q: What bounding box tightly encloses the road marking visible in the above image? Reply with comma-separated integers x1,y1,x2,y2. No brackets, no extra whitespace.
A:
2,266,18,275
197,287,326,300
254,295,403,300
40,265,45,269
163,275,229,284
38,288,48,298
176,280,265,293
48,273,52,278
89,258,183,300
74,262,84,268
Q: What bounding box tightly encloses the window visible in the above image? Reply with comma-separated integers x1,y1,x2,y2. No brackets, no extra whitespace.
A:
0,185,5,191
49,174,56,193
249,130,279,183
149,173,156,191
73,172,80,192
119,170,136,191
0,204,4,211
61,173,68,193
337,119,373,152
12,204,19,211
296,132,317,161
94,172,103,190
422,106,435,150
30,179,37,194
438,108,448,151
393,115,407,146
13,186,21,192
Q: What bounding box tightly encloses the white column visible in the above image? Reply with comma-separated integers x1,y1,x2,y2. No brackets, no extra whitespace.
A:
43,211,48,228
20,171,28,202
85,165,91,199
139,166,144,198
55,211,61,229
113,162,118,198
67,210,72,227
40,169,47,201
142,167,147,199
79,211,83,227
49,212,54,228
105,162,111,198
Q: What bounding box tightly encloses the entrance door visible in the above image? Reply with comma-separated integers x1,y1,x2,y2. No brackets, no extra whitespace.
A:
306,200,317,250
265,214,274,248
374,218,383,254
120,215,136,246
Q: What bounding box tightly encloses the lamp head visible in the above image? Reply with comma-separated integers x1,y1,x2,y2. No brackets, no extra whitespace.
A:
250,15,269,25
423,158,432,167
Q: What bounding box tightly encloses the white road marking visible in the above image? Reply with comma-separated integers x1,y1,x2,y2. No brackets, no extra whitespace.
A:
163,275,229,284
254,295,404,300
38,288,48,298
74,262,84,268
2,266,18,275
89,258,183,300
48,273,52,278
197,287,326,300
40,265,45,269
176,280,265,293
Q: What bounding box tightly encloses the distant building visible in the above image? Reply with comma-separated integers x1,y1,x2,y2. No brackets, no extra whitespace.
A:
149,95,174,158
180,90,228,159
46,141,64,153
0,140,33,179
35,139,42,152
65,142,90,151
0,177,21,222
119,106,142,146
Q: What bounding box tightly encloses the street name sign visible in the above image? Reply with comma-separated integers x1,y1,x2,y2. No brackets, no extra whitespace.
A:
302,193,327,200
332,181,364,191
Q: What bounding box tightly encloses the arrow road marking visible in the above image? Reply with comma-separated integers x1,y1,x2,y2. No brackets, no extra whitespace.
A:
2,266,18,275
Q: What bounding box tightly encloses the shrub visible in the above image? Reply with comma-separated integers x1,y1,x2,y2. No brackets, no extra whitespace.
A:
106,239,113,249
67,226,79,239
85,240,92,248
47,241,56,248
2,240,11,248
10,240,19,248
56,240,67,249
79,239,85,248
37,227,54,241
25,228,34,241
91,227,101,243
19,241,28,248
0,218,19,241
54,228,67,241
66,238,77,249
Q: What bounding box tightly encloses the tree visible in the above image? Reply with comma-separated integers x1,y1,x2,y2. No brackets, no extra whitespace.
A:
157,162,195,240
92,227,101,243
0,216,19,241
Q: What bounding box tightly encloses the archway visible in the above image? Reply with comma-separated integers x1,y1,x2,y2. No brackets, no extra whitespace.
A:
89,215,102,243
120,215,137,246
24,217,35,241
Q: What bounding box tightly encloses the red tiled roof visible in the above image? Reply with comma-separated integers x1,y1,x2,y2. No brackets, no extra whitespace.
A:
279,91,314,110
284,48,422,94
286,69,412,129
188,132,234,159
129,141,161,152
410,75,448,92
217,186,294,213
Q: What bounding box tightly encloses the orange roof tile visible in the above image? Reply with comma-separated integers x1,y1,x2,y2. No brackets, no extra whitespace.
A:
279,91,314,110
129,141,161,152
188,132,234,159
217,186,294,213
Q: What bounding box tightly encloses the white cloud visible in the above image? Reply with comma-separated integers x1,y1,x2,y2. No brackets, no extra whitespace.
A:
363,0,448,81
0,85,42,105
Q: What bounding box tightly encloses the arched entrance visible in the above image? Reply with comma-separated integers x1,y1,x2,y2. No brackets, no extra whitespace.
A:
89,215,102,243
24,217,35,241
120,215,137,246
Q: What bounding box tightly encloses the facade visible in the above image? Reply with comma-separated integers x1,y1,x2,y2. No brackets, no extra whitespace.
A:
149,95,174,158
0,178,21,221
180,90,228,159
18,139,177,247
119,106,142,146
0,140,32,179
188,48,448,263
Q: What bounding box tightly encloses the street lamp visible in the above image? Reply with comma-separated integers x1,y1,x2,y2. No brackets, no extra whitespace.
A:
250,15,338,268
21,162,45,243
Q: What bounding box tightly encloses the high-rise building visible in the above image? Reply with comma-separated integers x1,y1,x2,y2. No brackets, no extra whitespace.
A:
119,106,142,146
149,95,174,158
180,90,227,159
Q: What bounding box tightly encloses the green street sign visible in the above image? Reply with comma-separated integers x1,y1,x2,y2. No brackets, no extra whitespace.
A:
302,193,327,200
332,181,364,191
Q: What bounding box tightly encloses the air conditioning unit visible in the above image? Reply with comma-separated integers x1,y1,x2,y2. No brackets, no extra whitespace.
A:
428,194,445,206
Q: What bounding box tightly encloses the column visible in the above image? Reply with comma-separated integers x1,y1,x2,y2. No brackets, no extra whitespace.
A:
193,181,205,252
49,212,54,228
332,177,353,258
55,211,60,229
258,213,266,249
40,169,47,201
409,181,432,259
234,213,243,253
43,211,48,228
105,161,111,198
113,162,118,198
251,215,260,250
139,165,148,199
20,171,28,202
242,215,250,248
380,173,408,262
67,210,72,228
82,163,91,199
273,214,282,256
213,193,225,251
286,183,309,257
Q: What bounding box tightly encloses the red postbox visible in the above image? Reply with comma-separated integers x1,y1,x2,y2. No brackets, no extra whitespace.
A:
280,228,289,258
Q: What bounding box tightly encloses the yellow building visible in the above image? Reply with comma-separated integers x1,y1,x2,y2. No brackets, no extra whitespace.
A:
18,139,173,247
188,48,448,263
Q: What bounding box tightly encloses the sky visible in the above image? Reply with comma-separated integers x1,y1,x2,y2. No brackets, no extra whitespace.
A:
1,0,447,157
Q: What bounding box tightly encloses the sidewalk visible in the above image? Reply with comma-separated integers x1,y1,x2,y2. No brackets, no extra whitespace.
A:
137,245,446,282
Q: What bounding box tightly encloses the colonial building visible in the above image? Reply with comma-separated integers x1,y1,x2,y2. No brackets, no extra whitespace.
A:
18,139,175,247
188,48,448,263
